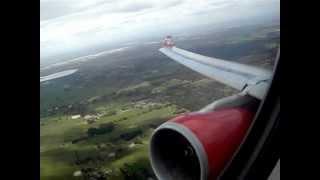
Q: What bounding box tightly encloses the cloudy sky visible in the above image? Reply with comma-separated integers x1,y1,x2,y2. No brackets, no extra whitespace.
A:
40,0,279,63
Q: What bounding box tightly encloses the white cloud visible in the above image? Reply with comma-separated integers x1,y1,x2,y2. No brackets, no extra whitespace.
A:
40,0,279,61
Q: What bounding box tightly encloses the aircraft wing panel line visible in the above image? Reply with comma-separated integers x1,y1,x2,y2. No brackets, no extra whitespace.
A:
171,47,272,78
160,48,250,91
159,47,271,100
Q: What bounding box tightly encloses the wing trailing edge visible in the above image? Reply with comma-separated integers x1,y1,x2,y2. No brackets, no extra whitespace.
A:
159,47,272,100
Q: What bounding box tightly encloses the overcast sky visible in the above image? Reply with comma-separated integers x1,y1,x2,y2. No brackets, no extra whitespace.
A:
40,0,279,63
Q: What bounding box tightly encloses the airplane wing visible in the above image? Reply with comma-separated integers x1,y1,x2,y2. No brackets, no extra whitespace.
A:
40,69,78,83
159,47,273,100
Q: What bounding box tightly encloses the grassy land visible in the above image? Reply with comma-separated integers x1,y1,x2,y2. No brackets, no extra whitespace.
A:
40,23,279,180
40,100,177,180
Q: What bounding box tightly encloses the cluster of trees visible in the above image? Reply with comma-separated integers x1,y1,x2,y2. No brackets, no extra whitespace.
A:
116,83,150,97
119,129,143,141
80,167,108,180
71,136,88,144
120,163,155,180
72,151,156,179
44,102,93,117
148,117,168,129
114,116,129,123
105,110,117,116
87,123,115,137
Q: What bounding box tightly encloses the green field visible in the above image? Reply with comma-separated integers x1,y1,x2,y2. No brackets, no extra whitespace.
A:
41,100,178,180
40,24,279,180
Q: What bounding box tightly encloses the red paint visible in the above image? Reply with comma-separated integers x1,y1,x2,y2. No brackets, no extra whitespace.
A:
162,36,175,47
171,108,254,179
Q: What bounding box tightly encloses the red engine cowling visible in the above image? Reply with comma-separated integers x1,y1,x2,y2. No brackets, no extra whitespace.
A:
150,108,254,180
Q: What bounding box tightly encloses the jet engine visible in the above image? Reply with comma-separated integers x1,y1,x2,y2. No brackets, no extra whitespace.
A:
150,107,255,180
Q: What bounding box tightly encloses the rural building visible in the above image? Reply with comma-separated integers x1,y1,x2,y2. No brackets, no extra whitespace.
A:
71,115,81,119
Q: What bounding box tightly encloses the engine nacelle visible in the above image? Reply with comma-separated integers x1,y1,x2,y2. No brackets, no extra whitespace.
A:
150,108,254,180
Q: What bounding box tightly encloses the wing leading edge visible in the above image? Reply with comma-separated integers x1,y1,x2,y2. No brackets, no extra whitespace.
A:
159,47,272,100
